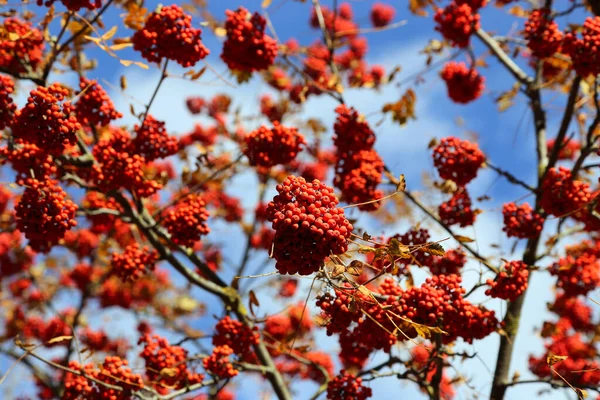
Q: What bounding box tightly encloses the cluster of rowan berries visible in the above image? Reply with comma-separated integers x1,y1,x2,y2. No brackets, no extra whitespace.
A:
0,231,33,278
132,116,179,161
0,141,57,182
162,194,211,247
15,178,78,253
316,288,364,335
203,345,239,378
540,167,591,217
99,271,169,309
213,316,259,361
550,252,600,296
370,3,395,27
221,7,278,72
179,123,219,149
82,192,122,233
74,78,122,127
0,75,15,129
524,9,563,59
434,2,480,48
440,61,485,104
0,18,45,74
276,351,334,383
502,202,545,238
38,0,101,11
133,5,209,67
563,16,600,77
81,328,129,356
439,188,477,227
432,137,485,186
327,371,372,400
63,263,101,291
333,105,384,210
201,187,243,222
244,122,306,168
410,346,457,400
399,228,434,269
309,4,357,38
266,175,353,275
430,248,466,275
549,293,594,332
139,334,204,390
547,138,580,160
186,96,206,114
485,261,529,301
260,94,288,123
12,84,80,155
63,229,99,260
111,243,159,282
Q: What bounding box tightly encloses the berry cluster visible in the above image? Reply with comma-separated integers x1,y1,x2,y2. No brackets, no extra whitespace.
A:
266,176,353,275
82,192,122,234
12,84,81,155
333,105,376,154
0,141,57,181
434,2,480,48
162,194,211,247
139,334,204,390
485,261,529,301
547,137,580,160
327,371,372,400
399,228,434,269
186,96,205,114
316,288,363,335
440,61,485,104
550,253,600,296
15,179,78,253
563,16,600,77
212,316,259,361
524,9,563,59
309,4,358,38
0,18,45,74
179,123,218,148
438,188,477,227
432,137,485,186
221,7,278,72
550,293,594,332
539,167,591,217
430,248,466,275
370,3,395,28
132,116,179,161
38,0,101,12
132,5,209,67
0,75,15,129
244,122,306,168
260,94,288,123
502,202,544,238
111,243,159,281
74,78,122,127
203,345,239,378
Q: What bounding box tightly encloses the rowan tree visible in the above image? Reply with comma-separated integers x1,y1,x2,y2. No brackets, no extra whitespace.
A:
1,1,600,400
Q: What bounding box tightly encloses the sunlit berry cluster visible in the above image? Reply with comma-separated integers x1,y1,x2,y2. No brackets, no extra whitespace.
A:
502,202,544,239
139,334,204,390
399,228,434,269
38,0,101,12
434,2,480,48
524,9,562,59
0,141,57,181
82,192,122,234
260,94,288,123
162,194,210,247
0,75,15,129
539,167,591,217
132,4,209,67
563,16,600,77
309,4,358,38
440,61,485,104
74,78,122,127
221,7,278,72
550,252,600,296
547,137,580,160
213,316,259,361
316,288,363,336
550,293,594,332
203,345,239,378
327,371,372,400
430,248,466,275
132,116,179,161
244,122,306,168
15,178,77,253
186,96,206,114
12,84,81,155
432,137,485,186
111,243,159,281
438,188,477,227
266,176,353,275
370,3,395,28
333,105,376,155
0,18,45,74
485,261,529,301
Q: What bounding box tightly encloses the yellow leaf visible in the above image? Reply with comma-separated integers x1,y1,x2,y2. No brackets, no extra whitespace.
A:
455,235,475,243
547,354,568,366
159,367,178,378
262,0,272,8
47,335,73,344
426,243,445,257
83,35,101,44
133,61,149,70
120,59,133,67
101,26,118,41
190,66,207,80
396,174,406,192
109,42,133,51
214,27,227,37
175,296,198,313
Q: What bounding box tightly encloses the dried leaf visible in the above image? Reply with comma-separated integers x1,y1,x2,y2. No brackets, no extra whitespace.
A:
388,238,411,258
101,26,118,41
262,0,272,8
496,83,520,112
426,243,445,256
346,260,364,277
382,89,417,126
362,232,372,241
190,66,207,80
175,296,198,313
331,264,346,278
547,354,568,366
455,235,474,243
109,42,132,51
396,174,406,192
428,138,438,149
214,27,227,37
48,335,73,344
120,75,127,90
160,367,178,378
120,59,133,67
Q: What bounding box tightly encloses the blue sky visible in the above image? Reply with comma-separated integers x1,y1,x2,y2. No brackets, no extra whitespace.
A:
2,1,596,399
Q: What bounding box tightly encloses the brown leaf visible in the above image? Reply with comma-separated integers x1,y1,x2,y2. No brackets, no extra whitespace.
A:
249,290,260,317
331,264,346,278
120,75,127,90
48,335,73,344
426,243,445,256
346,260,364,277
547,354,568,366
160,367,178,378
455,235,475,243
428,138,438,149
396,174,406,192
382,89,417,126
496,83,520,112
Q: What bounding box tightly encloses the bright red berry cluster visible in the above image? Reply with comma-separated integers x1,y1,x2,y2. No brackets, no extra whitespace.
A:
38,0,101,12
398,228,434,269
132,4,209,67
438,188,477,227
333,105,376,154
430,248,466,275
309,4,358,38
111,243,159,281
12,83,81,155
266,175,353,275
539,167,591,217
139,334,204,390
0,18,45,74
434,2,480,48
15,179,77,253
370,3,395,27
162,194,211,247
563,16,600,77
547,137,580,160
0,141,57,181
0,75,15,129
440,61,485,104
186,96,205,114
485,261,529,301
74,78,122,127
550,252,600,296
203,345,239,378
316,288,363,336
327,371,372,400
550,293,594,332
221,7,278,72
524,9,562,59
132,116,179,161
502,202,544,238
432,137,485,186
213,316,259,361
244,122,306,168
